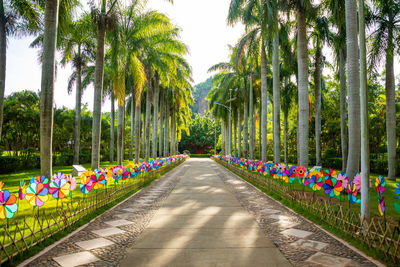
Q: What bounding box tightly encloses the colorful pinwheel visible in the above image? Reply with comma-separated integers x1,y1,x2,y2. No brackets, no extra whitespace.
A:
80,170,93,194
53,172,65,183
66,175,77,191
394,183,400,214
49,178,70,199
323,169,337,180
0,190,18,219
309,170,323,191
337,172,348,191
323,178,343,198
30,176,49,189
18,180,27,200
25,182,49,207
347,182,360,204
375,176,385,217
90,172,106,190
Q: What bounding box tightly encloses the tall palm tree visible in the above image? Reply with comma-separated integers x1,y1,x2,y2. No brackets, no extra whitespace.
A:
90,0,117,169
60,14,95,165
368,0,400,180
0,0,41,140
39,0,60,178
327,0,347,172
345,0,361,180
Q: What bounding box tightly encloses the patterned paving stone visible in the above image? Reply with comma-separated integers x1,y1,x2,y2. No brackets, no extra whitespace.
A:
91,227,126,237
105,219,134,227
75,237,114,250
53,251,100,267
260,208,281,214
290,239,328,251
281,228,313,238
272,220,300,229
268,214,291,220
306,252,353,266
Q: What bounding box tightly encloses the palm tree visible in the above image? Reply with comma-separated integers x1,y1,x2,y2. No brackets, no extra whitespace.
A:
345,0,361,180
327,0,347,172
60,14,95,165
0,0,41,140
359,0,370,222
90,0,117,169
311,15,332,166
39,0,61,178
368,0,400,180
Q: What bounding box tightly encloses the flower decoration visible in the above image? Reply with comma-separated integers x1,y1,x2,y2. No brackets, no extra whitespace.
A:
0,190,18,219
323,178,343,198
66,175,77,191
49,178,70,199
375,176,385,217
375,176,385,195
25,182,49,207
295,166,307,179
30,176,49,189
0,181,4,190
277,164,286,175
18,180,27,200
347,181,361,204
90,172,106,190
337,172,348,191
323,169,337,180
53,172,65,183
80,170,94,194
394,183,400,214
309,170,323,191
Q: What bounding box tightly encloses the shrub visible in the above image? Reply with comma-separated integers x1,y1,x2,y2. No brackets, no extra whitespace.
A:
183,150,190,155
190,154,211,158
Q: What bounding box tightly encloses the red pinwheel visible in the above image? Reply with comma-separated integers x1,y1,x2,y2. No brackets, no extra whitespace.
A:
323,178,343,198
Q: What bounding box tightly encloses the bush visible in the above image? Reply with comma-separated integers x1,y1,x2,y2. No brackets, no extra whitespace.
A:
324,148,338,158
190,154,211,158
183,150,190,155
0,155,40,174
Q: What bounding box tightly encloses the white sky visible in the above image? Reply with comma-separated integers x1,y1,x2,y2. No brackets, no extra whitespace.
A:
6,0,244,112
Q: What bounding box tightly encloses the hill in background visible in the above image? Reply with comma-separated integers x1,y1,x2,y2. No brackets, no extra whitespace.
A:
191,77,213,116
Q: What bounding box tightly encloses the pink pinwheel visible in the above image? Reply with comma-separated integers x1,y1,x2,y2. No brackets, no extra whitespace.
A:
66,175,77,191
337,172,348,190
0,190,18,219
53,172,65,183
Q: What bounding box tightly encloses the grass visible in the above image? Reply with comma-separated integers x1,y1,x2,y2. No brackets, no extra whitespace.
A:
2,160,183,267
213,159,393,266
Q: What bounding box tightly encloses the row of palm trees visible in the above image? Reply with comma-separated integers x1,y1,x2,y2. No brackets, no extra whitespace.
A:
1,0,192,178
208,0,399,219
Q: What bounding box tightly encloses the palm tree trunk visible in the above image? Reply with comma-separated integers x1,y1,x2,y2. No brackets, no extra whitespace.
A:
258,105,262,160
225,119,229,154
152,74,160,158
315,45,322,166
142,112,145,159
73,64,82,165
359,0,370,221
243,88,249,157
134,95,141,163
221,119,225,155
91,12,106,170
261,43,268,162
0,0,6,140
284,111,288,165
297,6,309,167
40,0,59,178
145,78,152,161
237,107,241,157
159,90,164,157
234,115,237,156
345,0,361,180
385,29,396,181
117,99,124,166
110,91,115,162
228,109,232,155
164,96,169,156
129,89,134,161
170,104,176,155
339,48,348,171
273,33,281,163
249,74,254,159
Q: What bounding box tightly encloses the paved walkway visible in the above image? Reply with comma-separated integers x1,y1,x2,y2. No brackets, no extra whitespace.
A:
23,158,379,267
